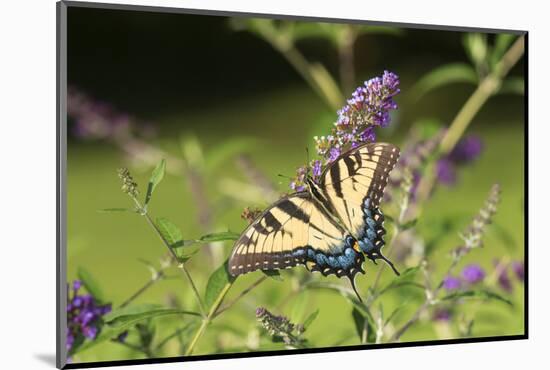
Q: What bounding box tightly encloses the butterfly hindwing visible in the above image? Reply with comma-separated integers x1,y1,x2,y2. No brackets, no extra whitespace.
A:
229,193,364,279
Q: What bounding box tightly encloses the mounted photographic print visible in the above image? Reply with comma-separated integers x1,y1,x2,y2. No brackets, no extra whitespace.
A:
56,1,527,368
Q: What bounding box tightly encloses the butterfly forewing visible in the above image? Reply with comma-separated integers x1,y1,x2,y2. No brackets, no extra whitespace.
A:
321,143,400,235
229,193,349,277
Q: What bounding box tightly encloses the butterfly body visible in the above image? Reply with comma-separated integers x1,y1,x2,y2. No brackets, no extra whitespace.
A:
229,142,400,283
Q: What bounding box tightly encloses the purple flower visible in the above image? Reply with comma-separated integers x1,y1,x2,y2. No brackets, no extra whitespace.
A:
311,160,322,179
461,264,485,284
436,158,456,185
328,147,341,163
443,275,462,291
494,260,512,293
512,260,524,282
66,279,112,354
73,280,82,291
449,136,483,163
433,308,452,322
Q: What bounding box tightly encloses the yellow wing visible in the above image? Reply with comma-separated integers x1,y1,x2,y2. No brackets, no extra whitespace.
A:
229,193,364,278
321,142,400,236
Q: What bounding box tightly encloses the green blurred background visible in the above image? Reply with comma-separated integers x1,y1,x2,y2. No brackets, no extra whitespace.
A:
66,6,525,363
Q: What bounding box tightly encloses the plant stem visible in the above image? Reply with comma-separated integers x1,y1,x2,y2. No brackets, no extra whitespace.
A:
390,255,461,342
132,196,207,318
252,21,343,110
119,269,165,308
415,36,525,204
338,25,356,95
184,282,234,355
213,276,267,318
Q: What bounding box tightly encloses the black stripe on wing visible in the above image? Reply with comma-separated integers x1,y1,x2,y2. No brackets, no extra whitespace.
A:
229,193,365,279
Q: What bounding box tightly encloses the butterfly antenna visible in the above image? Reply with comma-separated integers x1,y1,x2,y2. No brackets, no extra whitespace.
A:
378,253,400,276
348,276,363,303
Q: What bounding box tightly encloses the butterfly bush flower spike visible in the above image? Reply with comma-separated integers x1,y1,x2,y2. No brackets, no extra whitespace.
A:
256,307,304,346
67,280,112,353
437,135,484,186
291,71,400,190
461,184,500,250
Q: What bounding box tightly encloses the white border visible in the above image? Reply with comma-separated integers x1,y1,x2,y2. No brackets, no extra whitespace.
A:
2,0,546,369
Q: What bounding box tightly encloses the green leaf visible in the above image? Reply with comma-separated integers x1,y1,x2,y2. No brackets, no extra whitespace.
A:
400,218,418,230
97,208,134,213
302,309,319,330
384,301,410,328
351,307,376,343
378,266,422,295
356,25,403,37
144,159,166,206
498,77,524,95
156,217,184,251
490,34,516,68
463,33,488,69
262,269,283,281
204,137,257,172
77,267,105,303
490,222,517,251
305,281,372,319
104,304,200,327
441,289,513,307
198,231,240,243
411,63,478,101
204,261,236,310
74,304,200,354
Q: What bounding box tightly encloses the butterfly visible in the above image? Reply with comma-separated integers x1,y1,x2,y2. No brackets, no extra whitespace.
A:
228,142,400,301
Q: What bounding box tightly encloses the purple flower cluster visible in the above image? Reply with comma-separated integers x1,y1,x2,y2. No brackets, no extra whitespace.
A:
67,280,112,353
256,307,304,345
315,71,400,162
67,86,154,141
436,135,483,186
443,263,486,292
494,259,524,292
291,71,400,191
385,128,445,203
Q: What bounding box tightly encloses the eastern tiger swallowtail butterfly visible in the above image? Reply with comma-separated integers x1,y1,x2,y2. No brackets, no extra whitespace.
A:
228,142,400,300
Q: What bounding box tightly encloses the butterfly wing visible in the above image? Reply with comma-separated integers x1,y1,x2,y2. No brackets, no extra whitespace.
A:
229,192,364,279
321,142,400,263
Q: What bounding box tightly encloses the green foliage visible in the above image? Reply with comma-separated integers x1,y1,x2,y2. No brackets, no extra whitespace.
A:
74,304,200,354
463,33,488,71
104,304,200,327
204,137,258,172
302,309,319,330
411,63,478,100
145,159,165,206
499,77,524,95
77,267,105,303
441,289,513,307
204,261,236,311
155,218,184,248
490,34,517,69
351,307,376,343
195,231,240,243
